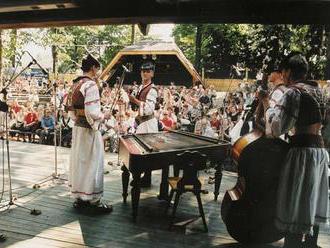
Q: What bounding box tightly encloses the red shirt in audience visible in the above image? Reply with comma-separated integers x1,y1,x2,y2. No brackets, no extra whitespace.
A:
161,114,174,129
12,105,21,114
210,118,220,130
24,112,38,125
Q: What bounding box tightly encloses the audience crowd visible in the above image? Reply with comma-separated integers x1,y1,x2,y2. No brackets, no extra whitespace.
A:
2,75,330,154
1,76,254,151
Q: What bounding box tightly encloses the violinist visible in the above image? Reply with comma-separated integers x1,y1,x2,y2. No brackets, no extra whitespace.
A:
263,65,287,137
128,61,158,187
261,53,329,248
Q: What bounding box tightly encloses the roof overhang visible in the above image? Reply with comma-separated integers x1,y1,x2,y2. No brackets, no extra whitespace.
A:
100,41,202,83
0,0,330,29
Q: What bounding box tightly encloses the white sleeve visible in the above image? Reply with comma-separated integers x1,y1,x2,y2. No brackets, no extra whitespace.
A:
81,80,104,130
142,88,157,116
68,118,74,128
265,88,300,137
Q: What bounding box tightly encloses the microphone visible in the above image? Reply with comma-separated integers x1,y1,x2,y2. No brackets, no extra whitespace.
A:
24,51,49,76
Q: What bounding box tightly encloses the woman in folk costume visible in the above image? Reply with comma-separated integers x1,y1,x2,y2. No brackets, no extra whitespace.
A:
129,61,158,187
66,54,113,213
261,53,329,248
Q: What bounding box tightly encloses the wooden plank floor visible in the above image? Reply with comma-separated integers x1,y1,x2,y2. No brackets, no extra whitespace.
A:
0,141,329,248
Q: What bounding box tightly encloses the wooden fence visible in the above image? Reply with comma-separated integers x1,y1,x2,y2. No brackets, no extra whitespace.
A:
204,78,328,92
203,78,254,92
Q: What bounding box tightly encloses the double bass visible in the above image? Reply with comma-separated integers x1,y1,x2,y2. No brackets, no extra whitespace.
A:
221,89,289,244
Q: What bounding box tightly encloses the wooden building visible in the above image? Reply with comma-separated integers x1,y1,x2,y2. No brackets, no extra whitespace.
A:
99,40,201,86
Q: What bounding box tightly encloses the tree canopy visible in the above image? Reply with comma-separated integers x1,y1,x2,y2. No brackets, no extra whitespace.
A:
38,25,133,73
173,24,330,80
0,24,329,81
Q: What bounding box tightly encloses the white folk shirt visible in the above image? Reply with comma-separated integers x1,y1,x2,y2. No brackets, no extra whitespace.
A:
68,79,105,202
265,85,288,138
136,83,158,134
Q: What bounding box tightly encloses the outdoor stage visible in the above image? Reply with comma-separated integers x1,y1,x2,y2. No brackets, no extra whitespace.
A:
0,141,329,248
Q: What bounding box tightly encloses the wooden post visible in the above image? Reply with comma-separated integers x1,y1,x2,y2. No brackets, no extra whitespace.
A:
202,67,205,82
195,24,202,74
10,29,17,68
131,24,135,45
245,68,249,81
52,45,57,74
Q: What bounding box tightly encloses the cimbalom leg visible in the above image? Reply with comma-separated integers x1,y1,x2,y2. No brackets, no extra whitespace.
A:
131,172,141,222
121,165,130,203
214,162,223,201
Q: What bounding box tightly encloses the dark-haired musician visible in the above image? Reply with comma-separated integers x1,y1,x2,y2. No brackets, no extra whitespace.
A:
261,53,329,248
129,61,158,187
66,54,113,213
263,66,287,137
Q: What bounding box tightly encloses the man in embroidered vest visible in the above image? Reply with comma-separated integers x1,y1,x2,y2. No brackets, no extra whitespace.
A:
261,53,329,248
129,61,158,187
66,54,113,213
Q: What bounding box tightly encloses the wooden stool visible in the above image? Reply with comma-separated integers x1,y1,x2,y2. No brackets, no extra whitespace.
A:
166,150,208,232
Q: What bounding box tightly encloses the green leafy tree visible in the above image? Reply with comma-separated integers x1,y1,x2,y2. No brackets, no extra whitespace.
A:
173,24,197,64
173,24,329,80
201,24,248,78
0,29,33,80
305,25,327,79
36,25,132,73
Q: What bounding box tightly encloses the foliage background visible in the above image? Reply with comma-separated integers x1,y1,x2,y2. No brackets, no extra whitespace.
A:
1,24,329,81
173,24,330,79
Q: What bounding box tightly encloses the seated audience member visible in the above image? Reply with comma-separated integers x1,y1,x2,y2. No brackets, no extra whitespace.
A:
210,112,220,132
28,89,39,104
22,106,39,142
11,99,22,114
199,89,211,109
37,109,55,144
160,110,174,130
227,103,240,124
59,110,74,147
194,115,217,138
167,107,177,129
9,106,25,138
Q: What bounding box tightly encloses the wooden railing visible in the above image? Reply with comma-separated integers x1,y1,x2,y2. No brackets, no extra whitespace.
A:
204,78,328,92
204,78,254,92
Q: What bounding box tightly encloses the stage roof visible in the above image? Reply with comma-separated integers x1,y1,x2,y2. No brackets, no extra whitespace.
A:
100,40,201,85
99,40,201,86
0,0,330,29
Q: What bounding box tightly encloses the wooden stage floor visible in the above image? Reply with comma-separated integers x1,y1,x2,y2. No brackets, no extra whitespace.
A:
0,141,329,248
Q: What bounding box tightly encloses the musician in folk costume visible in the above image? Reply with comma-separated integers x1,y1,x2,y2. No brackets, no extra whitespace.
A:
261,53,329,247
66,54,113,213
262,64,287,138
129,61,158,187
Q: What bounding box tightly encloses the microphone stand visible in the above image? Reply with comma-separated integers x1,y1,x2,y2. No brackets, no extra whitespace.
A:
33,81,67,189
24,51,49,77
0,61,41,216
107,67,128,167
